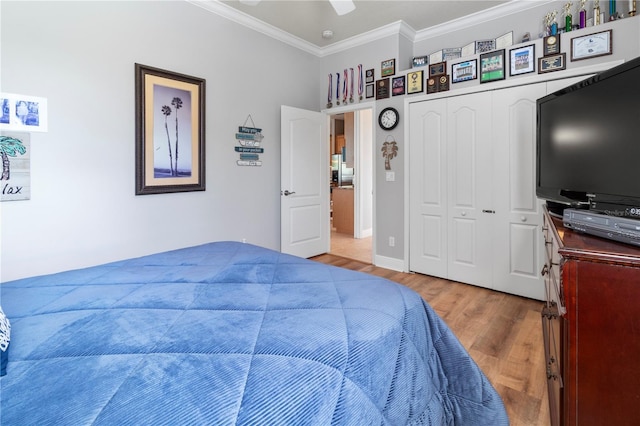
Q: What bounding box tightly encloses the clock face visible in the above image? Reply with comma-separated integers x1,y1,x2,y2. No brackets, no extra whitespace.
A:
379,107,399,130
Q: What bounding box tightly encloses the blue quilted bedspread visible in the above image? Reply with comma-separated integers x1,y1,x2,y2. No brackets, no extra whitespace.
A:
0,242,508,425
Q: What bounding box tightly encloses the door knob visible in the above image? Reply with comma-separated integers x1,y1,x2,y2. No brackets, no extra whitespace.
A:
282,190,296,196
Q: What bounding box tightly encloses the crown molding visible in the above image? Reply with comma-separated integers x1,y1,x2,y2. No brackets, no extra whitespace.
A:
187,0,555,58
414,0,555,43
319,20,416,57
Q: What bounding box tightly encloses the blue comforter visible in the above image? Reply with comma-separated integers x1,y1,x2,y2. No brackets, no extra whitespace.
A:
0,242,508,425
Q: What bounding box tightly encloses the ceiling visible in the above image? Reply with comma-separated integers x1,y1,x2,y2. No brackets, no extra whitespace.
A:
216,0,512,48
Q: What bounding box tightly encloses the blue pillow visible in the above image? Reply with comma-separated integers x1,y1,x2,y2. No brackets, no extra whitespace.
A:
0,306,10,376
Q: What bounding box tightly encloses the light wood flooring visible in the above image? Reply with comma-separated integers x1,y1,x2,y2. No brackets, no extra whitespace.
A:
330,231,372,263
310,253,550,426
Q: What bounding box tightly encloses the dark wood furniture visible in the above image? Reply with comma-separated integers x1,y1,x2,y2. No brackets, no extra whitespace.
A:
541,206,640,426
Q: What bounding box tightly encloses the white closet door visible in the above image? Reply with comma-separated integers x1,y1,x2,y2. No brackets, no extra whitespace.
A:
446,93,493,287
409,98,448,278
492,83,547,299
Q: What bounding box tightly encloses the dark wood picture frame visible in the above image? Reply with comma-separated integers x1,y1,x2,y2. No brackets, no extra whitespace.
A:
392,76,406,96
571,29,612,61
538,53,567,73
135,64,205,195
375,78,390,99
381,59,395,77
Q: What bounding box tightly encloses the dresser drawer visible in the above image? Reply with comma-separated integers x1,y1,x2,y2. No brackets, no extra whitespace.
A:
542,213,565,314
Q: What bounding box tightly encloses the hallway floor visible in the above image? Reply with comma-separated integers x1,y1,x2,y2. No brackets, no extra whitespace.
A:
330,231,372,264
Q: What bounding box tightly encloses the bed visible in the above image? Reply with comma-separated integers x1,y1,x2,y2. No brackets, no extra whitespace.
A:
0,241,508,425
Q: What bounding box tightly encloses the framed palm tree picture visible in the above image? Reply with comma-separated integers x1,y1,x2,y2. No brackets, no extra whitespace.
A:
135,63,205,195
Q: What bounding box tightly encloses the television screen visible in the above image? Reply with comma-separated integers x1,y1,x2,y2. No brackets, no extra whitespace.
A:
536,56,640,215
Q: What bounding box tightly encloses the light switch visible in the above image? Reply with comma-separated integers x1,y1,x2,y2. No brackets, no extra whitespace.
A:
386,171,395,181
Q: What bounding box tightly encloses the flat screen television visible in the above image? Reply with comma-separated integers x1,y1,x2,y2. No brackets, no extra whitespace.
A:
536,55,640,218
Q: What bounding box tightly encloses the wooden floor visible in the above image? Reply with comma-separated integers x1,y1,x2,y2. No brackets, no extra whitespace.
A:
310,253,550,426
330,231,372,263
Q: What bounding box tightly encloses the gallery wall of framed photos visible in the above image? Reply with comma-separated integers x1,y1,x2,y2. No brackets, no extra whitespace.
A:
324,5,637,108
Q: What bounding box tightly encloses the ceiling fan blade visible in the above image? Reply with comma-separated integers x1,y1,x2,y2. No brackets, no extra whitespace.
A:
329,0,356,16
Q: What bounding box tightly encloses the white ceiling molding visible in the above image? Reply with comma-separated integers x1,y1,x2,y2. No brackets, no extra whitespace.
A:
414,0,555,43
187,0,555,58
320,20,416,57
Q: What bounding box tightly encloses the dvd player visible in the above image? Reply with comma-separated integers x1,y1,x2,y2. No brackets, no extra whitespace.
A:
563,208,640,247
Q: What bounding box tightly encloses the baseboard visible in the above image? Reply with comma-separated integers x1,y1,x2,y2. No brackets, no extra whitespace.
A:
374,255,405,272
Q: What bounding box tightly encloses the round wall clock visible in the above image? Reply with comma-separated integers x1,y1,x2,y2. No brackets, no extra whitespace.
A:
378,107,399,131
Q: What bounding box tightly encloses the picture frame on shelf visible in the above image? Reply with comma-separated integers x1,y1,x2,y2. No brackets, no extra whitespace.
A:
135,63,206,195
571,29,612,61
442,47,462,61
539,53,566,73
365,68,374,83
428,61,446,77
392,76,406,96
365,83,374,98
509,44,535,76
412,55,428,68
475,39,496,54
381,59,395,77
495,31,514,49
452,59,477,83
406,70,424,94
479,49,506,83
375,78,390,99
543,34,560,56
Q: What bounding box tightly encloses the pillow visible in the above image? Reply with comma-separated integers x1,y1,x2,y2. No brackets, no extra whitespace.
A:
0,306,10,376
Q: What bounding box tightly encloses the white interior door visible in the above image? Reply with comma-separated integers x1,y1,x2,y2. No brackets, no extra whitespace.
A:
446,93,493,287
280,105,329,258
492,83,547,300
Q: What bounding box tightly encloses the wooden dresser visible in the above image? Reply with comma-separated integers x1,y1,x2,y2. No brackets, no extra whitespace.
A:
541,206,640,426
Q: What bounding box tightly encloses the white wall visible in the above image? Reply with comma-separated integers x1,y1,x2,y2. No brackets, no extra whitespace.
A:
0,0,319,281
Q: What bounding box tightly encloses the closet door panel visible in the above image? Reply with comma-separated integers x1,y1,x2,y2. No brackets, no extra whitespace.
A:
447,93,493,287
409,98,448,278
492,83,546,299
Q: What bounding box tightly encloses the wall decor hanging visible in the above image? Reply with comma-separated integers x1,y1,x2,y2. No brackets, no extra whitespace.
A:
236,115,263,166
135,63,205,195
480,49,506,83
406,70,424,94
0,93,48,133
509,44,536,76
0,132,29,202
381,136,398,171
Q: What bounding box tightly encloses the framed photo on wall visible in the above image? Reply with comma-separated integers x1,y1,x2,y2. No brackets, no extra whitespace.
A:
539,53,566,73
406,70,424,94
392,76,406,96
381,59,395,77
509,44,535,76
375,78,390,99
365,68,374,83
365,83,375,98
571,30,612,61
479,49,506,83
135,63,206,195
452,60,477,83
